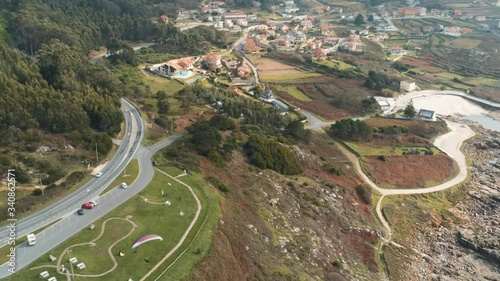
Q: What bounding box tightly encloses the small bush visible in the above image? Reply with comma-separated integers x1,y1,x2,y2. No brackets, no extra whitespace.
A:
32,188,43,196
322,163,344,176
207,176,231,193
378,155,386,161
355,185,372,204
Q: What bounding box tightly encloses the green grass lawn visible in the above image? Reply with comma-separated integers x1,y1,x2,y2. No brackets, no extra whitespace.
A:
443,37,481,49
273,85,312,101
5,166,220,281
314,59,353,70
139,67,185,96
99,159,139,196
344,141,441,157
260,72,322,82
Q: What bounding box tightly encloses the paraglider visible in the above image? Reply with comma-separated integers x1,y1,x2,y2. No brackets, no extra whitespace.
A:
131,235,163,250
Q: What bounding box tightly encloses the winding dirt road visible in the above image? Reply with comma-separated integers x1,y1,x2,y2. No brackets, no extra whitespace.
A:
139,168,202,281
337,119,475,242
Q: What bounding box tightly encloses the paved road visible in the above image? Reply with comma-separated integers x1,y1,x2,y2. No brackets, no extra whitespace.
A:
0,129,184,278
0,98,140,247
392,90,500,112
0,100,184,278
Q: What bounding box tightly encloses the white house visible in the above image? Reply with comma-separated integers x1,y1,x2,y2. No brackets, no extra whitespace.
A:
400,80,416,92
374,96,395,113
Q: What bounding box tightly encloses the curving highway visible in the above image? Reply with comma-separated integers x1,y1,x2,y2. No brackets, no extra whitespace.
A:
0,98,185,278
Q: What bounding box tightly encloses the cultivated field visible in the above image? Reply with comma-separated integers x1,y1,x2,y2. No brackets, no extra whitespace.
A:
273,77,374,120
254,57,322,81
362,154,458,189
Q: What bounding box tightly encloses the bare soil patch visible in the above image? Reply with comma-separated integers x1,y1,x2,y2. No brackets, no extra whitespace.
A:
362,154,458,189
400,56,445,73
257,57,305,75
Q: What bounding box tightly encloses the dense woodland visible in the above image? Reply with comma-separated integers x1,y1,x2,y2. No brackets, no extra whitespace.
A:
0,41,122,141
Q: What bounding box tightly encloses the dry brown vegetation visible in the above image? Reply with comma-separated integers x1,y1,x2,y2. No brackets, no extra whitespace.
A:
362,154,458,189
399,55,446,73
272,78,377,120
185,132,381,280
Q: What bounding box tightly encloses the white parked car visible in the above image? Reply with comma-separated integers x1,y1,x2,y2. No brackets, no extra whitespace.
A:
121,182,128,189
95,172,103,178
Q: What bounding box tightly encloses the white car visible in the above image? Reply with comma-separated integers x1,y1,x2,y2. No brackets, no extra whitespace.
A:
95,172,103,178
121,182,128,189
90,200,98,206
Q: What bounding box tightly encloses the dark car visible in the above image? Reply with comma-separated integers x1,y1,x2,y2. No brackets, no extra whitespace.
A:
77,209,84,215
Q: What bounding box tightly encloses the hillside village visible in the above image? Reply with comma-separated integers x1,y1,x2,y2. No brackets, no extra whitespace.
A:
144,0,500,116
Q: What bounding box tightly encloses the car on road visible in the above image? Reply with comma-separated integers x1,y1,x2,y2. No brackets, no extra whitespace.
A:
89,200,98,206
81,202,94,209
121,182,128,189
77,209,84,215
95,172,103,178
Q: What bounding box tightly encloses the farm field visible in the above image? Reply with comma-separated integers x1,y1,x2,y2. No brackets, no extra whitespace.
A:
272,85,312,101
314,59,354,70
344,141,441,157
272,77,375,120
442,37,481,49
255,57,322,81
362,154,458,189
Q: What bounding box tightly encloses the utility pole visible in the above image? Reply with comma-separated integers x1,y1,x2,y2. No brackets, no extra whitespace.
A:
95,142,99,163
39,174,44,196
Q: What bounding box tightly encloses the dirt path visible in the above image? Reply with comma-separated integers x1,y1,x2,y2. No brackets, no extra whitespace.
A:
57,217,137,278
139,168,202,281
336,119,475,242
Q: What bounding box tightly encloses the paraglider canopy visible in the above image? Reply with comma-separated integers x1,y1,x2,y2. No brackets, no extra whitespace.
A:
131,234,163,250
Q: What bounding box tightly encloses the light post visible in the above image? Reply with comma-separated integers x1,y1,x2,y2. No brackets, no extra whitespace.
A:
95,142,99,163
67,249,74,279
38,173,44,196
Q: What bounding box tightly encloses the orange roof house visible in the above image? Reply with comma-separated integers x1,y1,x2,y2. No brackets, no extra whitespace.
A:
245,38,260,53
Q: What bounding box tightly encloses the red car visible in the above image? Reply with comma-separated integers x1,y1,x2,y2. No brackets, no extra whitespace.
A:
81,202,94,209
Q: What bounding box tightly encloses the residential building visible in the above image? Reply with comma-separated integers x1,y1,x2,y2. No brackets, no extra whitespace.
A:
388,46,406,55
271,100,289,113
476,16,486,22
223,12,248,23
417,109,436,121
237,19,248,26
203,54,222,68
154,57,193,76
374,96,395,113
400,7,426,17
332,7,343,13
443,26,461,36
313,48,326,60
284,5,300,13
159,15,169,23
259,89,274,102
245,38,261,53
339,34,365,53
422,25,434,33
400,80,416,92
